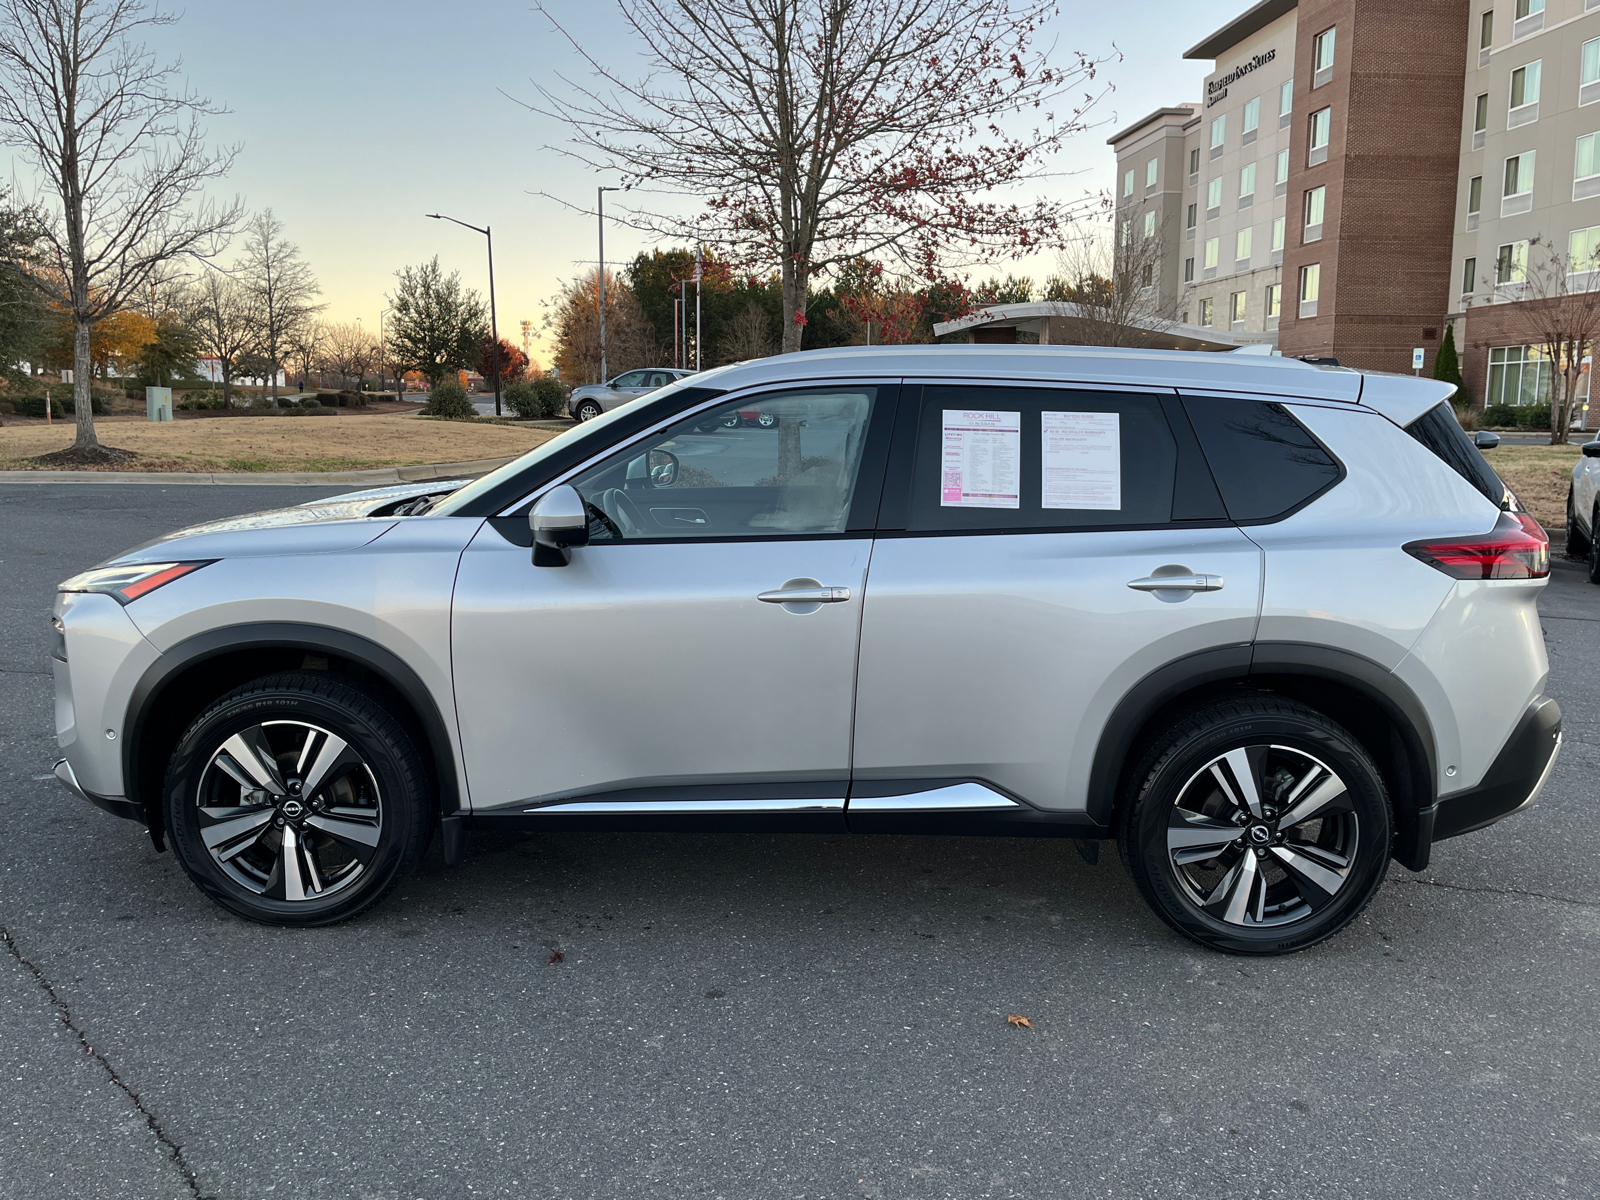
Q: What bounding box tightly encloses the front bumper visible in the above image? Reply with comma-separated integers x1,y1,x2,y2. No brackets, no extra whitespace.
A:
1433,695,1562,841
54,758,144,824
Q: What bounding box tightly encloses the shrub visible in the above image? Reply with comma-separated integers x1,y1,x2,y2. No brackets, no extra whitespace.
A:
422,377,475,420
504,379,539,419
59,395,111,416
14,393,65,418
531,376,569,419
1482,404,1520,428
1521,404,1552,430
335,390,368,408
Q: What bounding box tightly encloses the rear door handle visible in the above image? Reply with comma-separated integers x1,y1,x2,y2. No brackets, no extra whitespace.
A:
1127,574,1224,592
758,587,852,603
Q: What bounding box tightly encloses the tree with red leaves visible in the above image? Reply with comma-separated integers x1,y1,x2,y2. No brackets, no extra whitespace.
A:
476,335,528,385
529,0,1112,353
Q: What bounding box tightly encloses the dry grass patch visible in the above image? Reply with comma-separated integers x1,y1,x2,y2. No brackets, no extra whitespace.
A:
0,413,559,472
1479,443,1582,528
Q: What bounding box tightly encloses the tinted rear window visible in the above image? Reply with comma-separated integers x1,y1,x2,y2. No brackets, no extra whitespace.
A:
1182,396,1344,522
1404,402,1506,507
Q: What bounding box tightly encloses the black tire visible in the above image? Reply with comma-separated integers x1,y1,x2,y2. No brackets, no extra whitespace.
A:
1567,488,1591,560
1117,695,1392,955
1588,505,1600,584
163,672,432,927
576,400,603,422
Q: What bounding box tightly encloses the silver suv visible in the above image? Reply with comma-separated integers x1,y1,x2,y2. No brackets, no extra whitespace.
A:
50,348,1560,954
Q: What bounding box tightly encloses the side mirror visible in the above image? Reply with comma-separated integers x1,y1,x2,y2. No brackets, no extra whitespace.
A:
529,484,589,567
1474,430,1501,450
648,449,679,487
1583,441,1600,458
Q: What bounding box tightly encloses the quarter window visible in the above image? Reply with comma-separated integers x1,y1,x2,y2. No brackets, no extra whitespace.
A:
1182,397,1342,523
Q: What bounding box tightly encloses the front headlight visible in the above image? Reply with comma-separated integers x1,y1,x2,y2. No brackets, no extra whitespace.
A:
58,560,213,605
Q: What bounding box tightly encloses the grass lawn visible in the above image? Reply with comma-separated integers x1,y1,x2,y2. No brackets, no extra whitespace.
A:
0,412,561,473
1480,443,1582,529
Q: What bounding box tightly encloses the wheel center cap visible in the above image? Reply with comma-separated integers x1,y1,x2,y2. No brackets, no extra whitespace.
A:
281,799,306,820
1247,823,1273,845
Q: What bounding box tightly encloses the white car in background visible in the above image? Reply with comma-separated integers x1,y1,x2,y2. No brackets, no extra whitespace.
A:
569,368,695,422
1566,438,1600,579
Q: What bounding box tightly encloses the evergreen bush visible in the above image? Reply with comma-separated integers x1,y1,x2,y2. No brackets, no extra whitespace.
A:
531,376,569,419
1432,324,1466,405
503,379,539,419
422,377,475,420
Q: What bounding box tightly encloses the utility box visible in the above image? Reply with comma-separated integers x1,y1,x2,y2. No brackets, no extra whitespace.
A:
145,386,173,422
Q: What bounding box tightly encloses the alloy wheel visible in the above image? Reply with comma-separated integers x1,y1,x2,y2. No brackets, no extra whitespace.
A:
1166,744,1358,928
196,720,382,902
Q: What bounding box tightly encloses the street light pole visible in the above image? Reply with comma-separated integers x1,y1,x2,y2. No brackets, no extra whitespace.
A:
694,245,703,373
597,186,619,385
426,212,502,416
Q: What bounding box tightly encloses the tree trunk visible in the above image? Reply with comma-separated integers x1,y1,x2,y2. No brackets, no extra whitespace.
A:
222,372,233,408
72,314,98,450
780,262,810,354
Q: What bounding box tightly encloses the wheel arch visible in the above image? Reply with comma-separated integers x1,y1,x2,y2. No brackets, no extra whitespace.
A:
125,623,461,850
1091,643,1438,871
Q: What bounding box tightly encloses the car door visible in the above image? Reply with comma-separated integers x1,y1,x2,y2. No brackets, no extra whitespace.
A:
451,383,895,823
849,383,1264,824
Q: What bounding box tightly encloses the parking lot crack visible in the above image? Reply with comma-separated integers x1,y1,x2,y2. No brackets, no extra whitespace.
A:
1397,876,1599,910
0,923,213,1200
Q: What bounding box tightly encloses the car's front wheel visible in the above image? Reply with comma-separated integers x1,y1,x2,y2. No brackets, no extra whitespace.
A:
575,400,603,422
163,672,432,926
1119,696,1392,955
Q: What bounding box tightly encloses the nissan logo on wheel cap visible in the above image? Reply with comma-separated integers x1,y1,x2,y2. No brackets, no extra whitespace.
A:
281,799,306,820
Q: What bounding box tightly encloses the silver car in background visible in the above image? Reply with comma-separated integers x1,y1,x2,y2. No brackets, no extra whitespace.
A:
568,367,695,422
50,347,1559,954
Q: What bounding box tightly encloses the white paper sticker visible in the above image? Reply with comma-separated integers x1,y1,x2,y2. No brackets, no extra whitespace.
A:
941,410,1021,508
1041,411,1121,510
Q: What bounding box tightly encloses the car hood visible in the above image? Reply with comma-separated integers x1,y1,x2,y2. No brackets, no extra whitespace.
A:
110,479,472,564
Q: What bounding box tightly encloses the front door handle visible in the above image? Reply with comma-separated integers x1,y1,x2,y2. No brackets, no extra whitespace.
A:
758,587,852,603
1127,574,1224,592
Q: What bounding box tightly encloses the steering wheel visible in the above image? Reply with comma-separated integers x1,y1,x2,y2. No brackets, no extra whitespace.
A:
598,488,647,537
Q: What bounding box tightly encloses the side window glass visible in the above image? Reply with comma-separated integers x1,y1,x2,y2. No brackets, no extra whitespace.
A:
906,387,1177,532
1181,396,1343,522
614,370,646,388
567,387,877,540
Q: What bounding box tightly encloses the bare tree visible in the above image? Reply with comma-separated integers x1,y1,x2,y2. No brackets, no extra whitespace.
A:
316,320,378,392
0,0,238,456
285,319,325,393
240,209,320,402
1501,235,1600,445
529,0,1111,353
1046,212,1175,348
186,269,254,408
715,302,776,363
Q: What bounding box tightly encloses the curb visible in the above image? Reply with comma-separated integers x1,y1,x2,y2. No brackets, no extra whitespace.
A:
0,456,519,487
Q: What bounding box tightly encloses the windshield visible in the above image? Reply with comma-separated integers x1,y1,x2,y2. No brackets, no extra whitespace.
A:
428,366,737,516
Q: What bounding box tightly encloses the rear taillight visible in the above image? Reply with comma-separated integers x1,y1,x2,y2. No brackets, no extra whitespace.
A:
1404,513,1549,580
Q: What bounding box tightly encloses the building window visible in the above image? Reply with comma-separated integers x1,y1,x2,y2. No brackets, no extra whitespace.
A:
1309,107,1331,165
1186,202,1197,230
1463,256,1477,295
1141,263,1154,288
1184,257,1195,283
1266,283,1282,319
1496,240,1529,284
1199,298,1214,327
1515,0,1543,18
1243,96,1260,136
1207,176,1223,214
1123,168,1134,198
1239,162,1256,200
1210,114,1226,149
1231,291,1247,327
1146,157,1159,189
1304,185,1326,241
1276,149,1290,185
1509,61,1541,115
1503,151,1535,198
1578,133,1600,181
1474,93,1489,133
1570,225,1600,272
1481,9,1494,50
1143,210,1156,239
1312,28,1336,87
1204,237,1219,270
1279,79,1294,119
1235,227,1252,263
1488,344,1552,407
1299,263,1321,317
1469,175,1483,213
1272,216,1285,252
1189,146,1201,176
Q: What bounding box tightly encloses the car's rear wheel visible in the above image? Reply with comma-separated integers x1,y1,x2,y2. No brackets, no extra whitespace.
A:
1567,488,1591,559
576,400,603,422
163,672,432,926
1118,696,1391,955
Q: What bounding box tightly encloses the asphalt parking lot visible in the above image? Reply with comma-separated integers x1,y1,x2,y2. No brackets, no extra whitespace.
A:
2,482,1597,1200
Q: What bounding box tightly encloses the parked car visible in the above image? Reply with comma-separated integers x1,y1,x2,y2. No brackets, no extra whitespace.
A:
1566,438,1600,580
568,368,695,422
51,347,1559,954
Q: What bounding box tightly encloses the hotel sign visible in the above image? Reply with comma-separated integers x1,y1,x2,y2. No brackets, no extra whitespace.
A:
1207,48,1276,107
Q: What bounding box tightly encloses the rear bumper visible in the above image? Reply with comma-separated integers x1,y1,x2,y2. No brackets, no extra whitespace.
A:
54,758,144,825
1432,696,1561,842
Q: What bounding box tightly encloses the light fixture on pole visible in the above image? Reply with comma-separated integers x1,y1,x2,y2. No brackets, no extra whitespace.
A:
597,186,619,385
426,212,502,416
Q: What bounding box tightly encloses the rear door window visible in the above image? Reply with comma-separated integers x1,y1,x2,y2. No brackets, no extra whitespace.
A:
1181,395,1344,522
901,386,1179,532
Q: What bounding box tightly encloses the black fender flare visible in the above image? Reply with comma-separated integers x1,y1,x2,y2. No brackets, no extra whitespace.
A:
124,622,462,826
1088,641,1438,867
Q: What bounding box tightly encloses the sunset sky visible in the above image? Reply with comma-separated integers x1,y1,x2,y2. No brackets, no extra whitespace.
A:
17,1,1223,363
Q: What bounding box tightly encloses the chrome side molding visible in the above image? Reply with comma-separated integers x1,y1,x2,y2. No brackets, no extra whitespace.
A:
524,797,846,815
847,782,1021,812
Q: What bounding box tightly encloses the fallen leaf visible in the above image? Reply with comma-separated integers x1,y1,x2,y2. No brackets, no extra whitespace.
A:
1006,1014,1033,1028
547,950,564,965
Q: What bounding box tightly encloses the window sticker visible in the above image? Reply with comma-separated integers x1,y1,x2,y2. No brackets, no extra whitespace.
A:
1041,411,1121,510
940,410,1021,508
